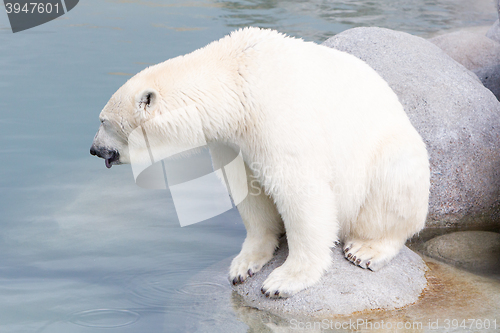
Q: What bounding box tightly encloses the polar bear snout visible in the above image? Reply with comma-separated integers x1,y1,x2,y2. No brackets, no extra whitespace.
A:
90,144,120,169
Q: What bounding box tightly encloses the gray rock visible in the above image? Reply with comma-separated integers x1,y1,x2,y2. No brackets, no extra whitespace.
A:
485,1,500,99
188,247,500,330
323,28,500,228
475,64,500,101
232,238,427,317
423,231,500,274
429,31,500,71
486,19,500,43
486,0,500,43
429,31,500,100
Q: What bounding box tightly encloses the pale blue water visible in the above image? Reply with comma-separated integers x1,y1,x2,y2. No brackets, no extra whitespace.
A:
0,0,497,332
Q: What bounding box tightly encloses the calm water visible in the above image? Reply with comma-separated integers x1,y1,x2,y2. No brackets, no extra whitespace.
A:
0,0,497,332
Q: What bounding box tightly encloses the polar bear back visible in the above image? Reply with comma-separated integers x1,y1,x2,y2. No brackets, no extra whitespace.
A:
200,28,428,225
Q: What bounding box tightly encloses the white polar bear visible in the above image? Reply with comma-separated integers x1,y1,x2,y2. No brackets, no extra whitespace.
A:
90,27,430,298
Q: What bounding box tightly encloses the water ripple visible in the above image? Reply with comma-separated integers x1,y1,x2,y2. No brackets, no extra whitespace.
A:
69,309,140,328
177,282,226,296
126,271,228,308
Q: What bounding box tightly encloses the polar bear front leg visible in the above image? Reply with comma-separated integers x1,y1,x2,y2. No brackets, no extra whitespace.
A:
261,183,338,298
229,182,283,285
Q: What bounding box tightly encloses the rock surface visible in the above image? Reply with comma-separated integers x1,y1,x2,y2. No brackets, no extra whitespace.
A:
475,64,500,101
232,238,427,318
423,231,500,274
323,28,500,228
429,31,500,71
486,20,500,43
485,0,500,99
187,250,500,331
429,31,500,100
486,0,500,43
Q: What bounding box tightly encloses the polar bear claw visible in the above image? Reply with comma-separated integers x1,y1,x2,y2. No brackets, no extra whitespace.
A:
343,239,404,271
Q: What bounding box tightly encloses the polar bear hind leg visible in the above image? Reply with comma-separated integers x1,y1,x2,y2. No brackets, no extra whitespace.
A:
343,140,428,271
343,231,407,271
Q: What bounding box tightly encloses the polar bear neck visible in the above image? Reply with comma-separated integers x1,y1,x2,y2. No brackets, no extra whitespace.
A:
134,30,280,145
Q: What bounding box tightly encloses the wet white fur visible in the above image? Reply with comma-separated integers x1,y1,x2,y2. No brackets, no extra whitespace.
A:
93,27,430,298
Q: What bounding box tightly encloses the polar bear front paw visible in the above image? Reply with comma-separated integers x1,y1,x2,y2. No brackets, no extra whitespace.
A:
260,263,324,298
229,250,274,285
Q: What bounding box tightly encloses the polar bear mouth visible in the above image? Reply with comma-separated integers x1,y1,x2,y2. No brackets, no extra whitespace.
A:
90,145,120,168
105,158,113,168
104,151,120,168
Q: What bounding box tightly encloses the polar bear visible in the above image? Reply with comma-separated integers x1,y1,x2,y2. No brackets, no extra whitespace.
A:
90,27,430,298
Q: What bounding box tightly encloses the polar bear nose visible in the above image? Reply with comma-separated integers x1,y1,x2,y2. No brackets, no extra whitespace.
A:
90,144,104,157
89,145,99,157
90,144,115,158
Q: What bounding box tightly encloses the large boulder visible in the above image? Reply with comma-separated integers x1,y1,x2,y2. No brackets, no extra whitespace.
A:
429,31,500,72
475,64,500,101
429,31,500,101
323,28,500,228
428,0,500,101
486,0,500,43
483,1,500,100
422,231,500,274
486,20,500,43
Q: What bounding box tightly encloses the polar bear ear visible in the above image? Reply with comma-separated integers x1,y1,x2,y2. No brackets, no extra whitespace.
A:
135,89,159,118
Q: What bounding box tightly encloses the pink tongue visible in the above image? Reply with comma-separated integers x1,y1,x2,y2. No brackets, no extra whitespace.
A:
105,159,112,169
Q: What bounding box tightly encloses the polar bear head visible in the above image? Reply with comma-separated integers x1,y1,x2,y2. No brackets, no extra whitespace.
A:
90,46,250,169
90,73,161,168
